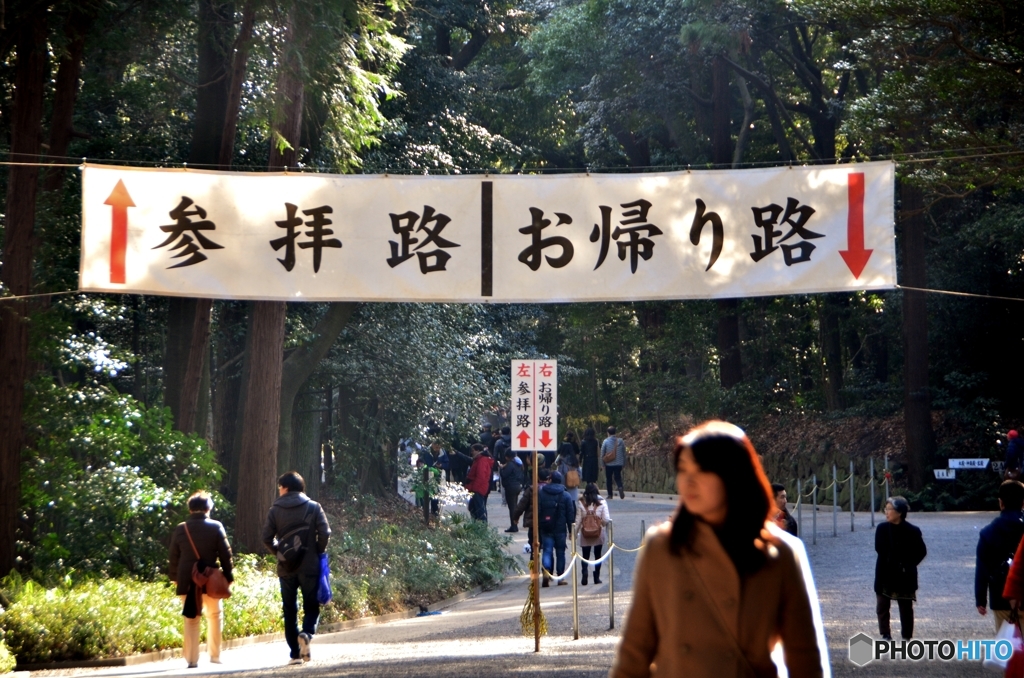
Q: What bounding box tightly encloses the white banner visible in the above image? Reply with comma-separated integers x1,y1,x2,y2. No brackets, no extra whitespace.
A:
947,459,989,470
80,162,895,302
511,360,558,452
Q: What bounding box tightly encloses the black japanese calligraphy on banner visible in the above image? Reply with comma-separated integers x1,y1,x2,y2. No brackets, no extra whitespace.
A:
81,162,895,302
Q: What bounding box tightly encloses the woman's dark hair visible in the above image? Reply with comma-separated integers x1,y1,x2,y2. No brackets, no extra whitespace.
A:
584,428,596,440
565,431,576,443
278,471,305,493
670,421,774,575
583,483,603,506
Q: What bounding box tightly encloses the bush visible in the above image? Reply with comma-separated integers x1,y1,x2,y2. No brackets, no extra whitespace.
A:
0,556,280,664
0,635,15,673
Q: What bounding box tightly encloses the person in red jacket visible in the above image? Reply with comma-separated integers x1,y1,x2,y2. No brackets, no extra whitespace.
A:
464,443,494,522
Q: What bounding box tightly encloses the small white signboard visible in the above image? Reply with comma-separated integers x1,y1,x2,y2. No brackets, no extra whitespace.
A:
510,359,558,453
933,469,956,480
948,458,989,470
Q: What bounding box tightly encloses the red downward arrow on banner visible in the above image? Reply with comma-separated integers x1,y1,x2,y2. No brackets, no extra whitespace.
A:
839,172,872,279
539,430,553,447
517,430,530,448
104,179,135,284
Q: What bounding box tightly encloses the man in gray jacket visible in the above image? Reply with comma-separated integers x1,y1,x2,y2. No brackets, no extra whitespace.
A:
262,472,331,664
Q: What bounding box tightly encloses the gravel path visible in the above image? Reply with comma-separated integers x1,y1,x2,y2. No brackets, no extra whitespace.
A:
30,497,1003,677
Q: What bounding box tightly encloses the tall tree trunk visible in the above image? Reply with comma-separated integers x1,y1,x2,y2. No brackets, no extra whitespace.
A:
0,8,48,575
289,399,321,499
711,56,743,390
234,10,306,551
321,386,334,485
820,295,844,410
278,303,356,468
900,183,934,491
166,0,237,436
43,8,91,192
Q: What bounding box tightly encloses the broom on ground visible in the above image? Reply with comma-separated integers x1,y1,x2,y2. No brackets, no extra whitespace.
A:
519,579,547,637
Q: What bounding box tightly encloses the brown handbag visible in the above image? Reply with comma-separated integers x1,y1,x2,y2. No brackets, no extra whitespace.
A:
184,524,232,599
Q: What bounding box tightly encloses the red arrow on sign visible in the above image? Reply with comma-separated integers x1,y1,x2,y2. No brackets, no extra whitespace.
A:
104,180,135,284
539,430,553,448
839,172,872,279
517,430,530,448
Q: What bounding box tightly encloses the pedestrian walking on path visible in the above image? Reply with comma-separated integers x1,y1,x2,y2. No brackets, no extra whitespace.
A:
976,480,1024,631
576,483,610,586
580,427,600,485
601,426,626,500
874,495,927,641
538,470,575,587
169,491,234,669
464,443,494,522
611,420,828,678
500,449,525,532
262,472,332,665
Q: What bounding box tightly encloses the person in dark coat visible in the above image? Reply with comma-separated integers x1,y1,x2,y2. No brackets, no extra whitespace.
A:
262,472,332,664
499,449,525,532
169,491,233,668
771,483,798,537
580,427,600,484
977,480,1024,631
537,470,576,587
1005,430,1023,479
874,496,927,640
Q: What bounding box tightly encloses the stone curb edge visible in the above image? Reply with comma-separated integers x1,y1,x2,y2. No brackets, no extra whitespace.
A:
14,585,485,672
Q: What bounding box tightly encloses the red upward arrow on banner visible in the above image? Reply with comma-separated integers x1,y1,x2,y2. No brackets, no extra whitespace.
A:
104,180,135,284
517,430,530,448
839,172,872,279
539,430,553,447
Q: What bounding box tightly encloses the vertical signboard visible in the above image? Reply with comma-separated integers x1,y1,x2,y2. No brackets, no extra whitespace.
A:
511,359,558,453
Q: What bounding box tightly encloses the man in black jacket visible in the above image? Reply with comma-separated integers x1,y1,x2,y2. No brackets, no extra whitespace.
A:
976,480,1024,631
537,471,576,587
262,472,331,665
500,449,525,532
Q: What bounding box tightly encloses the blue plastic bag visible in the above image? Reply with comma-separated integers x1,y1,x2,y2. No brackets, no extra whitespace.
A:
317,552,332,604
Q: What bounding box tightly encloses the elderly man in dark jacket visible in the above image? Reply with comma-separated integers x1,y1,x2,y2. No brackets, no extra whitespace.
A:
537,470,576,587
976,480,1024,631
262,472,331,665
874,496,927,640
169,491,233,668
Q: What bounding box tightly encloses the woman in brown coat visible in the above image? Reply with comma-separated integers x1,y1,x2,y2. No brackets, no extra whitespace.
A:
169,491,234,668
610,421,828,678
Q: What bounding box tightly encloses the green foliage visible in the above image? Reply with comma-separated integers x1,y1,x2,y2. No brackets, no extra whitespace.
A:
0,635,14,674
0,558,281,664
20,381,223,579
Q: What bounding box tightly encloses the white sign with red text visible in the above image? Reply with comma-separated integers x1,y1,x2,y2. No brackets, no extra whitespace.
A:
511,360,558,453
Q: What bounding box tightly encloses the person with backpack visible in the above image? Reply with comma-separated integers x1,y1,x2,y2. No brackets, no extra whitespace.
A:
576,483,610,586
556,434,581,502
537,470,576,587
262,472,331,665
169,491,233,668
976,480,1024,631
513,467,550,561
601,425,627,499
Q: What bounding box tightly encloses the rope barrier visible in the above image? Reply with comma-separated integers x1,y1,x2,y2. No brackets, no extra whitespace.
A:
540,554,579,582
835,473,852,485
610,542,644,554
574,548,614,567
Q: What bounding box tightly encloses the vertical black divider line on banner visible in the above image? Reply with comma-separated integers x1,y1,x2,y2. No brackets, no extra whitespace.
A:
481,181,493,297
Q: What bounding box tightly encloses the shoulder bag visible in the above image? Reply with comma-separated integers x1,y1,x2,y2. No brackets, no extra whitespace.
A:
184,524,232,599
602,437,619,464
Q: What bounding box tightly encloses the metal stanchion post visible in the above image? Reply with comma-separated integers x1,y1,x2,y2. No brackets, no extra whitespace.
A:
571,523,579,640
641,519,646,544
812,474,817,545
832,464,837,537
870,457,876,527
797,478,803,538
884,455,890,501
608,521,615,630
850,460,855,532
